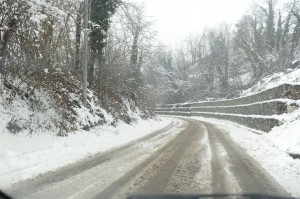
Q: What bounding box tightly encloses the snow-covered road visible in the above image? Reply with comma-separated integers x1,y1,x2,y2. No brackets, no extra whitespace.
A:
3,117,292,199
0,118,175,188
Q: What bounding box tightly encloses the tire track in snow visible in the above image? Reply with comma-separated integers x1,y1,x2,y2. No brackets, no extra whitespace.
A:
202,120,288,196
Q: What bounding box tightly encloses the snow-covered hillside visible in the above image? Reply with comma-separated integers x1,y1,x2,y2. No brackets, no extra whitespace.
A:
0,78,111,134
0,71,150,135
242,68,300,96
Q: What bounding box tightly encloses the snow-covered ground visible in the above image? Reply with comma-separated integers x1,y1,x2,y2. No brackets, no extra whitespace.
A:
191,116,300,197
0,117,173,189
242,68,300,96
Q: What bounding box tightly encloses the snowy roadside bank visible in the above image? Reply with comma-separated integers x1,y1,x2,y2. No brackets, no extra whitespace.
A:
190,116,300,197
0,117,174,189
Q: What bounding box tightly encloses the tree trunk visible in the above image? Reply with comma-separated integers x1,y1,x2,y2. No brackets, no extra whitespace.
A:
88,53,96,86
291,12,300,61
0,21,17,73
75,4,83,73
130,32,140,87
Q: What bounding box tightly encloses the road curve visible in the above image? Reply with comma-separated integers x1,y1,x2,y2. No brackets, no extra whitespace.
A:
5,117,290,199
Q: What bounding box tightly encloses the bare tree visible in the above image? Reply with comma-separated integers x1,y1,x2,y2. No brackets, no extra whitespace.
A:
117,2,156,89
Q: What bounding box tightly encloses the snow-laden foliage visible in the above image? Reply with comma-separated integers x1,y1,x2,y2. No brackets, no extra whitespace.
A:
0,0,82,70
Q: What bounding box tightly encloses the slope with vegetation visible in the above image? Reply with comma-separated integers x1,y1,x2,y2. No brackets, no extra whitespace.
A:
0,0,155,134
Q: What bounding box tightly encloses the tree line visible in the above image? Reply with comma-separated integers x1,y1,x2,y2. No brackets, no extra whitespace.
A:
0,0,155,109
144,0,300,104
1,0,299,107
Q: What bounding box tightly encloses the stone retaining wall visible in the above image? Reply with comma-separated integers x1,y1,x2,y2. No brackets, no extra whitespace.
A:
191,112,280,132
155,84,300,132
157,101,287,116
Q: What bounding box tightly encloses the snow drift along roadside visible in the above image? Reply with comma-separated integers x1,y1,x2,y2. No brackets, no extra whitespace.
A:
0,117,173,189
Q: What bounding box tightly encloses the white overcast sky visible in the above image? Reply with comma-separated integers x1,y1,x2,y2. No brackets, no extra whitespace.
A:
128,0,254,45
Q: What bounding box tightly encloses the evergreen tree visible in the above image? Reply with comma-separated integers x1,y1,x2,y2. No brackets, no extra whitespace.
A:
89,0,120,85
